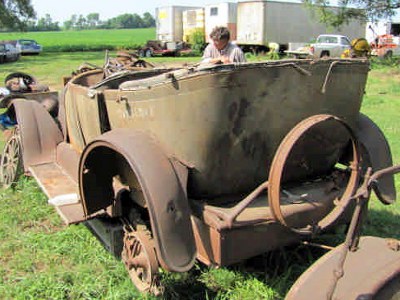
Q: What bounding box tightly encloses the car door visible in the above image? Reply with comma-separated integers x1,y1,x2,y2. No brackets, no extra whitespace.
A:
0,44,5,63
5,43,17,61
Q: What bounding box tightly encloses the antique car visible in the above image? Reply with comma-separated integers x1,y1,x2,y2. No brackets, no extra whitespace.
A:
14,39,42,55
0,57,399,298
0,41,20,62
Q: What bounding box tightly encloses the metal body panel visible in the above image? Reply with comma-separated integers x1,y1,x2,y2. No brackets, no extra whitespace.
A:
356,113,396,204
79,129,196,272
56,141,81,181
102,60,369,198
64,83,102,151
192,216,300,266
286,236,400,300
12,99,63,170
191,174,352,266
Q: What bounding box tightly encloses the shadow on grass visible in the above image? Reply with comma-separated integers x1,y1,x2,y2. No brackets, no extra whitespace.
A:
158,244,328,300
160,267,217,300
363,206,400,239
158,205,399,299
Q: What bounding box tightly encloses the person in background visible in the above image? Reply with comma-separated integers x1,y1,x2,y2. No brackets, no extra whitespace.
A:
202,26,246,64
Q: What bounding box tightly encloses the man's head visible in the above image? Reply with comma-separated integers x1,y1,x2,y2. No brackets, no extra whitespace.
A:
210,26,230,50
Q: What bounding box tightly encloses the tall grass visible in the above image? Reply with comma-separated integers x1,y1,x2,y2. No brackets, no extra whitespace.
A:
0,55,399,299
0,28,156,52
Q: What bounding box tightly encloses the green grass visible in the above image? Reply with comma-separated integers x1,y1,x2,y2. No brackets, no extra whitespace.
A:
0,55,399,299
0,28,156,52
360,63,400,241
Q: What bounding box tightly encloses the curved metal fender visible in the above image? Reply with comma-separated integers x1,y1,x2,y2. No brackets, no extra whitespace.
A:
79,129,196,272
356,113,396,204
11,99,63,170
286,236,400,300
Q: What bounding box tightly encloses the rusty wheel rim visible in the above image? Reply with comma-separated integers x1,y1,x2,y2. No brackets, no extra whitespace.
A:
122,229,160,294
268,114,360,235
0,128,22,188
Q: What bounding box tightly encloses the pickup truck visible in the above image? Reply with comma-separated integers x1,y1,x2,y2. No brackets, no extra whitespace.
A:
310,34,351,58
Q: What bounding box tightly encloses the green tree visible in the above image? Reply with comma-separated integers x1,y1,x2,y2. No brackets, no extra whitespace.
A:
75,14,86,29
63,19,73,30
0,0,36,30
63,14,78,30
142,12,155,27
86,12,99,28
36,13,59,31
303,0,400,28
108,13,143,29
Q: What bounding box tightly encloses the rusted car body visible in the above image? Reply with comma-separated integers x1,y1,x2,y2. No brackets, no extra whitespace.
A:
1,58,399,298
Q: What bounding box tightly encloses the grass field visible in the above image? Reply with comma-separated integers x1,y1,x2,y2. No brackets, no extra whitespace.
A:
0,54,399,299
0,28,156,52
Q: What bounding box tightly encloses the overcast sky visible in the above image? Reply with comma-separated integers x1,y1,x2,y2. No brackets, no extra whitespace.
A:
29,0,247,23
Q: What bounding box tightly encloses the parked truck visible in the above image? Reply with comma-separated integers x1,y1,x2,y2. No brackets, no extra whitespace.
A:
310,34,352,58
236,0,366,53
367,23,400,58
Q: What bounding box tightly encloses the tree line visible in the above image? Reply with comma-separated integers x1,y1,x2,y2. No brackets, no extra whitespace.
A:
4,12,155,32
0,0,399,32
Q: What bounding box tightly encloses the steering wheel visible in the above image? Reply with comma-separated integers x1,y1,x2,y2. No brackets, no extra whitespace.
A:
5,72,36,92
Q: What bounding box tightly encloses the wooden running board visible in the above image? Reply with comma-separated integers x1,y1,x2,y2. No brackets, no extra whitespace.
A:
29,162,87,225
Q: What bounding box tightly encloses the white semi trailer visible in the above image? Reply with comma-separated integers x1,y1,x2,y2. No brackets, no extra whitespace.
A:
236,0,366,52
156,5,201,42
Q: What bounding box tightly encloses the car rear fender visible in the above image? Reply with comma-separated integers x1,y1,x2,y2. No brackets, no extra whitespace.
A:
355,113,396,204
79,129,196,272
10,99,63,170
286,236,400,300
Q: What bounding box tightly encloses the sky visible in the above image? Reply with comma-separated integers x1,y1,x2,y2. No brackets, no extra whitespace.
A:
29,0,400,24
29,0,248,23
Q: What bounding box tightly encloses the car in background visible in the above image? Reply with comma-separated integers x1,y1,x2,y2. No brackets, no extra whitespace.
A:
0,43,6,63
15,39,42,55
0,42,20,63
310,34,351,58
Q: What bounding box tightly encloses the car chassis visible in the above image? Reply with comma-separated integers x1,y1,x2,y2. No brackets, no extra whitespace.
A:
0,57,399,299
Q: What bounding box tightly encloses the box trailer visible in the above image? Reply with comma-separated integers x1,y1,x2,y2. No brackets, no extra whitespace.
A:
156,6,201,42
205,2,238,42
236,0,366,51
183,8,205,43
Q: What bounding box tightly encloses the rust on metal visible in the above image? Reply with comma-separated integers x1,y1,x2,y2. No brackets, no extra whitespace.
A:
268,114,360,235
286,236,400,300
1,58,398,297
387,239,400,252
121,224,161,294
0,127,22,187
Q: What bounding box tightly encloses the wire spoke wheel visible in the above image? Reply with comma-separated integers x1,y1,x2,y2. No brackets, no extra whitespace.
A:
0,128,23,188
121,228,161,295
